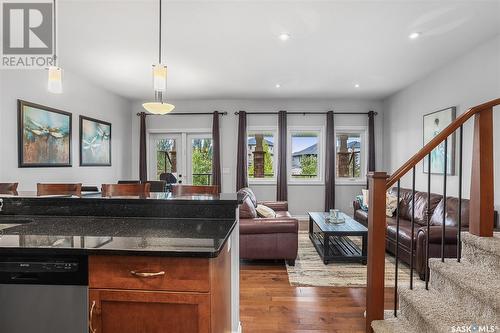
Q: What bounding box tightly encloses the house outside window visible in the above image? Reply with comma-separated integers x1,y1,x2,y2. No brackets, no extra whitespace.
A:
288,127,324,184
335,126,367,184
247,128,276,183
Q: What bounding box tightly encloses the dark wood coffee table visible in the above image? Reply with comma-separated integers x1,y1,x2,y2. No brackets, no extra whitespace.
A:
308,212,368,265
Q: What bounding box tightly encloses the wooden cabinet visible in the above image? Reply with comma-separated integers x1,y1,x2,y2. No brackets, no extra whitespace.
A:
88,243,231,333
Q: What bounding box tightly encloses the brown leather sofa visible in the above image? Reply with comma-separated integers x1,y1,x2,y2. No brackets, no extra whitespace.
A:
238,188,298,266
353,188,498,279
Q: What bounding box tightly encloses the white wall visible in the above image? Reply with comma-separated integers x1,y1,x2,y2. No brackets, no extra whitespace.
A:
130,98,383,215
0,69,132,190
383,35,500,209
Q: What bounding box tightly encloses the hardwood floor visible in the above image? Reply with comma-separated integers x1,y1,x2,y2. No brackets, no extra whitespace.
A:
240,261,394,333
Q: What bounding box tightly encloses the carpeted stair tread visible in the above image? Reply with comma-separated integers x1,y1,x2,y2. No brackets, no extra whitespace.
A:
429,259,499,304
372,317,417,333
461,232,500,270
399,287,478,332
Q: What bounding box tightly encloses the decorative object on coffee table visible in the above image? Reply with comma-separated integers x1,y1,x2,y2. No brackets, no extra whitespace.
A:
309,211,367,265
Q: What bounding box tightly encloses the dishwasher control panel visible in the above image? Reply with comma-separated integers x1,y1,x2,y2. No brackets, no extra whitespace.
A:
0,256,88,285
0,261,79,273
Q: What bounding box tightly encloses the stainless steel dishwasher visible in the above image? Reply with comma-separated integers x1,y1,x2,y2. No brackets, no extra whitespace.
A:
0,255,88,333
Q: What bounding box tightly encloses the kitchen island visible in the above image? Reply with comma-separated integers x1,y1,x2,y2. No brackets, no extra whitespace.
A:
0,193,241,333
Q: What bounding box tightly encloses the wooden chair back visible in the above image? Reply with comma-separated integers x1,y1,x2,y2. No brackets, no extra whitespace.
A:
144,181,167,193
37,183,82,197
171,184,220,196
0,183,18,195
101,183,151,197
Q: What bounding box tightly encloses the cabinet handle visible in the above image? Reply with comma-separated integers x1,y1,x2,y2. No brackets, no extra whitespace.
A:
89,300,97,333
130,270,165,278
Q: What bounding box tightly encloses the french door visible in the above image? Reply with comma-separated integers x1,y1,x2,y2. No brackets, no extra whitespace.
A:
149,132,213,185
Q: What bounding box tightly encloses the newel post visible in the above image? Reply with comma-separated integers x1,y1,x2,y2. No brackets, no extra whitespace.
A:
366,172,389,333
469,108,494,237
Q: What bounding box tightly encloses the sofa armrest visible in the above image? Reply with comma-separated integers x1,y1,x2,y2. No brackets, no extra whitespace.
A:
415,225,460,276
258,201,288,212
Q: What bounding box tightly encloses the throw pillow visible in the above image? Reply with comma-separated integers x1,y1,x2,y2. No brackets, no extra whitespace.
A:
239,196,257,218
256,204,277,218
238,187,257,208
386,193,400,217
362,189,369,208
356,195,368,211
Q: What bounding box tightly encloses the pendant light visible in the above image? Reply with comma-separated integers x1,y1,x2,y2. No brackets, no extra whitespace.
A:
47,0,62,94
143,0,175,115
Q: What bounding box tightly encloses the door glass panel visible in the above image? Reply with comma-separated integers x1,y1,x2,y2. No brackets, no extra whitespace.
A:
156,138,177,180
191,138,213,185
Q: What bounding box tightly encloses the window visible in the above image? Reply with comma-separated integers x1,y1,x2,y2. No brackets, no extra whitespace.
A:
335,127,367,184
190,137,213,186
247,129,276,182
288,128,323,183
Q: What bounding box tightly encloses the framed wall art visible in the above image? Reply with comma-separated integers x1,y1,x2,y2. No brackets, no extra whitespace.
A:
79,116,111,166
423,106,456,175
18,100,72,167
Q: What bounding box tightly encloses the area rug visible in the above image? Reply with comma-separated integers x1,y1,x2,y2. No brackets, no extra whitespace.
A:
286,231,423,287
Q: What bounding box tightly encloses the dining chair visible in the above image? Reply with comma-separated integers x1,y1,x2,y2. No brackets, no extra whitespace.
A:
101,183,151,197
0,183,19,195
170,184,220,196
37,183,82,197
144,181,167,193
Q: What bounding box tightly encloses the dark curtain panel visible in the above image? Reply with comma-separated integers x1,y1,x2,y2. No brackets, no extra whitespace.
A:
211,111,221,191
139,112,147,183
367,110,376,188
324,111,336,210
236,111,248,190
276,110,288,201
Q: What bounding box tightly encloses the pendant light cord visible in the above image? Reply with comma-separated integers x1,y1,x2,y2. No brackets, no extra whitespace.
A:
158,0,162,64
53,0,57,65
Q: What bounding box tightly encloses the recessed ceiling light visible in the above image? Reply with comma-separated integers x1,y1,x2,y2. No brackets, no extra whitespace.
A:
354,84,360,88
275,84,281,88
279,33,290,41
409,32,421,40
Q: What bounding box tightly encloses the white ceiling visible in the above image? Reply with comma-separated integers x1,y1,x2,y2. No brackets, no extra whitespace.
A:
56,0,500,101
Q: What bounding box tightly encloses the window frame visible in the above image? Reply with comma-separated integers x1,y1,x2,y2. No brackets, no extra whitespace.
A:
334,125,368,185
247,126,278,185
287,126,325,185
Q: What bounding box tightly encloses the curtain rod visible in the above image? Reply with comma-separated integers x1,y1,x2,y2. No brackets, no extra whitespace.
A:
233,111,377,115
136,111,228,116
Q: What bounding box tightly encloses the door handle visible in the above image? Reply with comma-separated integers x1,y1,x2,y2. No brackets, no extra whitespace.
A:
89,300,97,333
130,270,165,278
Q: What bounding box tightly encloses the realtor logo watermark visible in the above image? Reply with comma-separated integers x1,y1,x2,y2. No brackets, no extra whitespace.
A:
1,0,55,68
451,324,499,332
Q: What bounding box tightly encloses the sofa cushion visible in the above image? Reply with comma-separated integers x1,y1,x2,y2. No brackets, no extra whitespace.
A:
388,188,442,226
239,218,298,235
238,187,257,207
239,196,257,218
430,197,470,227
256,204,276,218
276,211,292,218
386,218,418,249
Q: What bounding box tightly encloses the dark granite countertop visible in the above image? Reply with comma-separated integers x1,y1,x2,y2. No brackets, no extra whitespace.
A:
0,215,236,258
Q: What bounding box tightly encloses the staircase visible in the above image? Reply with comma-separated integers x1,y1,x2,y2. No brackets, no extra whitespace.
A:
372,232,500,332
365,98,500,332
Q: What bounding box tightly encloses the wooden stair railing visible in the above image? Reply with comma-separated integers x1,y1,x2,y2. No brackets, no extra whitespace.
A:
365,98,500,333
